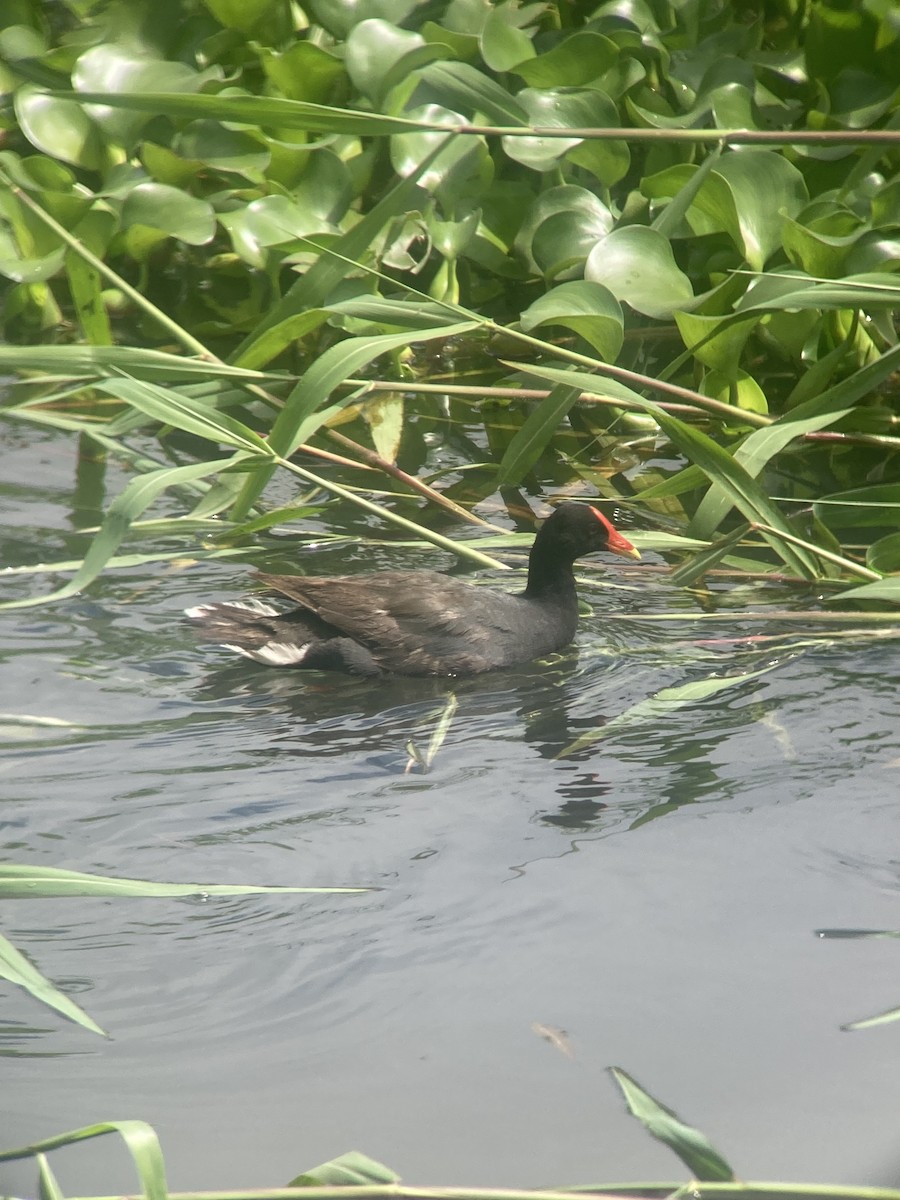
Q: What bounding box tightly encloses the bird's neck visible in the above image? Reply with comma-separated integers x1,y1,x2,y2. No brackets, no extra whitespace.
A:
523,555,577,602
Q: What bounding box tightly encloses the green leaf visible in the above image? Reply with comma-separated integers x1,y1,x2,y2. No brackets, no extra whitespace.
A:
556,664,782,757
0,343,279,381
511,30,619,86
232,319,478,517
0,929,106,1036
0,456,241,611
15,86,104,169
687,150,808,270
834,577,900,605
121,182,216,245
585,226,693,318
497,381,581,486
0,864,368,898
813,485,900,530
609,1067,735,1182
520,281,623,361
288,1151,400,1187
867,533,900,574
480,2,535,71
0,1120,168,1200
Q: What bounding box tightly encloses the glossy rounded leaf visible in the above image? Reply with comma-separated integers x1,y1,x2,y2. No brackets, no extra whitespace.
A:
221,195,339,267
346,20,425,103
120,182,216,245
674,309,760,374
503,88,628,184
520,280,623,360
480,5,535,71
202,0,281,35
585,226,693,318
15,87,104,170
532,209,612,281
867,532,900,574
515,184,612,274
390,104,479,188
72,45,212,145
512,31,619,87
304,0,420,39
174,120,270,180
782,209,865,277
261,42,344,104
687,150,808,270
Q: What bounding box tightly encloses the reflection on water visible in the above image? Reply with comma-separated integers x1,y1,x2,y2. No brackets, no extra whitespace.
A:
3,426,900,1194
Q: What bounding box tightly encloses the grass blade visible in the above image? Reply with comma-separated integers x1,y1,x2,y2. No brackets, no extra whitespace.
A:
0,1121,168,1200
610,1066,735,1182
497,382,582,486
0,929,106,1036
0,865,370,897
555,664,782,758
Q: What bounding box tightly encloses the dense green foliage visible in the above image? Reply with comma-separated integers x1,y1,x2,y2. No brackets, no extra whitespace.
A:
0,0,898,602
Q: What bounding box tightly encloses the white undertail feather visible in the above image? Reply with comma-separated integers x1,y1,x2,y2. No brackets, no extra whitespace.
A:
184,599,281,619
222,640,311,666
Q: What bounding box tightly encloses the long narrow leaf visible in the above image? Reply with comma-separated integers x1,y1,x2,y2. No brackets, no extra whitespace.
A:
610,1067,735,1182
555,664,782,758
0,865,370,897
497,382,582,486
0,1121,168,1200
0,930,106,1036
0,458,242,611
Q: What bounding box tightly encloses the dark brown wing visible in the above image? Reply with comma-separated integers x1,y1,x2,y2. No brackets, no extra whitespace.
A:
255,569,570,674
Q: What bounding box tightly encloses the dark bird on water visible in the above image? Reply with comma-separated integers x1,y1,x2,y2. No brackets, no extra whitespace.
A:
185,502,639,677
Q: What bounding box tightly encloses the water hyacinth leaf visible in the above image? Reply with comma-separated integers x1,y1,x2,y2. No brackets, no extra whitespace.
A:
289,1151,399,1187
497,381,582,486
421,61,530,125
609,1067,735,1182
229,138,451,368
703,367,768,415
71,44,212,144
867,533,900,574
516,184,613,276
686,150,808,270
261,41,344,104
511,30,619,86
813,485,900,530
481,3,535,71
345,20,427,104
833,577,900,604
585,226,693,318
173,120,271,180
389,105,476,188
520,281,623,361
504,88,627,184
204,0,280,35
0,1120,168,1200
556,664,782,758
674,309,760,374
15,87,104,169
0,930,106,1035
121,183,216,246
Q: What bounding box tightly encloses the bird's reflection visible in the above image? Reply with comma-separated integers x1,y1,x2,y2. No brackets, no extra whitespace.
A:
190,647,623,826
